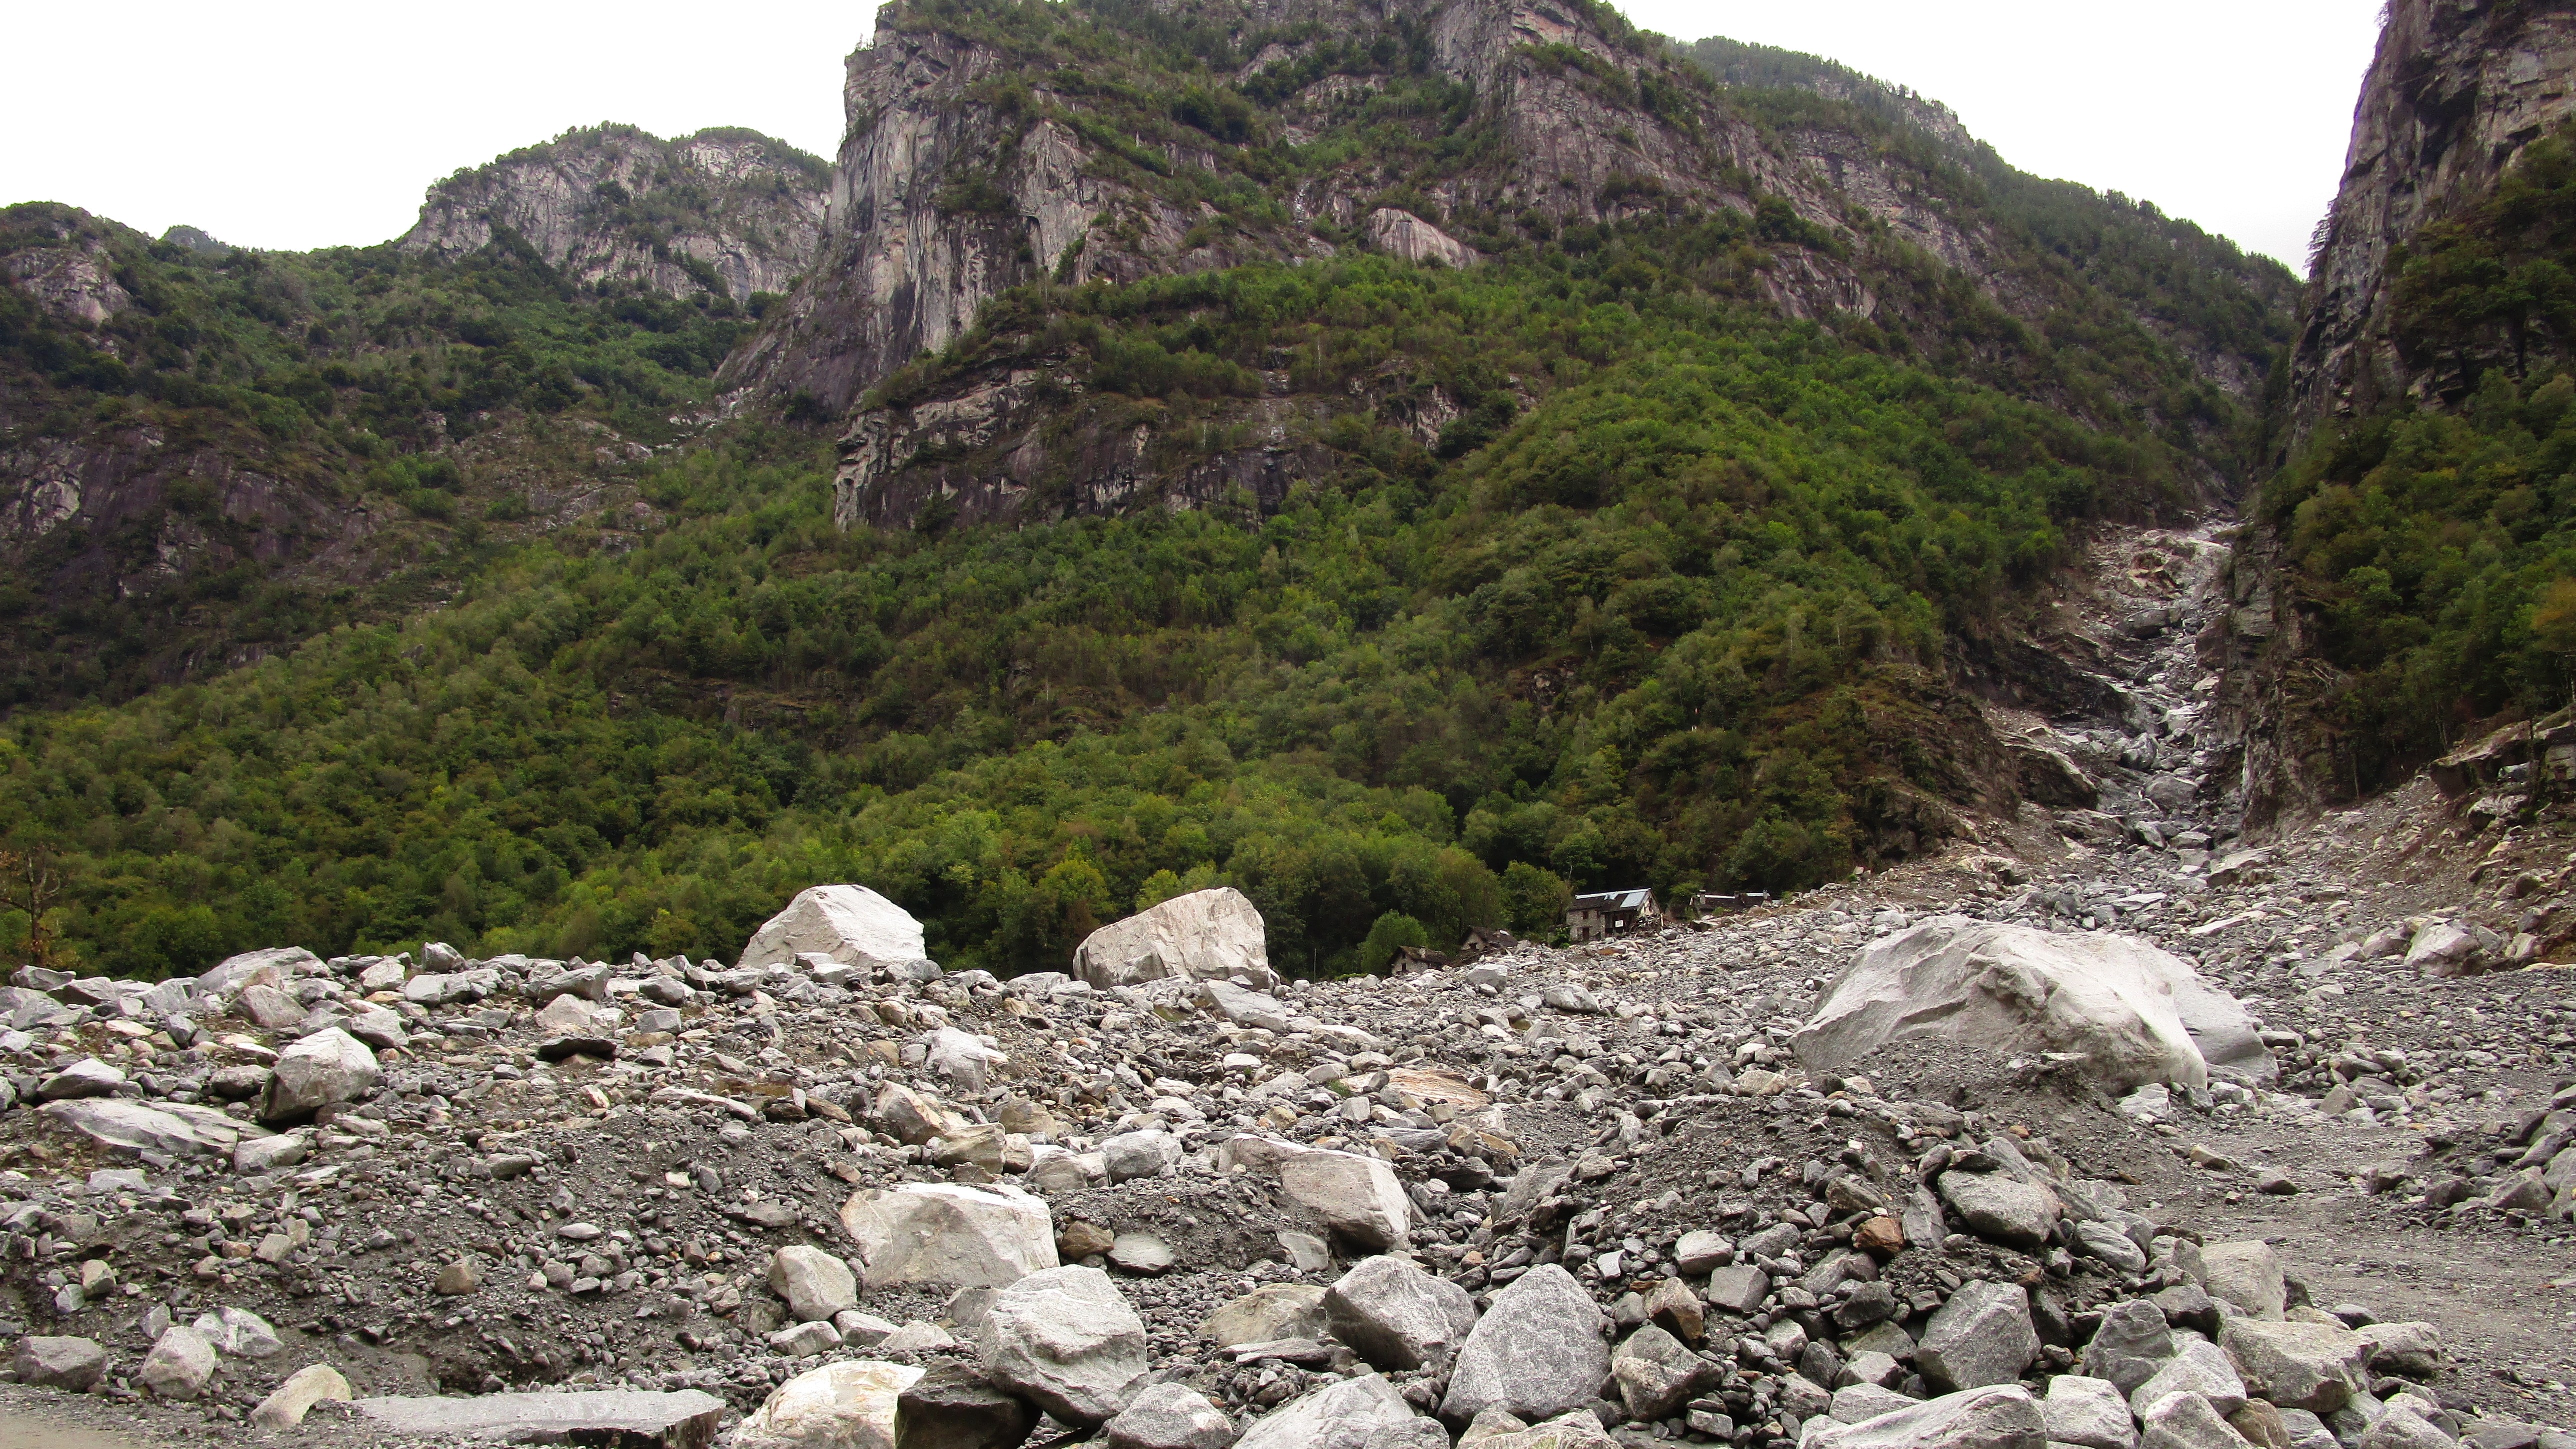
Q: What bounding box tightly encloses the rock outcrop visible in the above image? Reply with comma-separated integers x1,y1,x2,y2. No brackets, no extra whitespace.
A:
2223,0,2576,830
398,124,828,301
2282,1,2576,446
728,0,2288,536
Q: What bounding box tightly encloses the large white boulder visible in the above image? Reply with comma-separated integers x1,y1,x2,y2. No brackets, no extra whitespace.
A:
739,885,930,974
1073,888,1278,992
729,1360,920,1449
1792,918,2272,1093
840,1182,1057,1290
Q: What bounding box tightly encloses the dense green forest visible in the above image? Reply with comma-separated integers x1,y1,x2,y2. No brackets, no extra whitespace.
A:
2265,127,2576,786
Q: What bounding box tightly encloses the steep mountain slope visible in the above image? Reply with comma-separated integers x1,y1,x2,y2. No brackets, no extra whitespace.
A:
2221,0,2576,828
0,127,824,708
0,0,2304,982
398,124,828,302
730,0,2294,496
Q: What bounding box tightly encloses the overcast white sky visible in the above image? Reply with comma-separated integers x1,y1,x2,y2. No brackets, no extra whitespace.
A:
5,0,2381,270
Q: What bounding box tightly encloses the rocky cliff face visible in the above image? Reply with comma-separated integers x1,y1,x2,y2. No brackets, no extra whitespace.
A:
756,0,2290,534
728,0,1818,418
2282,0,2576,448
2220,0,2576,833
398,126,828,301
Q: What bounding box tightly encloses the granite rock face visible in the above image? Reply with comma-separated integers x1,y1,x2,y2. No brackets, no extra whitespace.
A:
752,0,2283,537
398,125,826,302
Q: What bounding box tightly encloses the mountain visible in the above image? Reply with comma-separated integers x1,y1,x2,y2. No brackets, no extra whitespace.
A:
731,0,2295,512
398,124,828,302
2220,0,2576,827
0,0,2305,982
0,126,826,709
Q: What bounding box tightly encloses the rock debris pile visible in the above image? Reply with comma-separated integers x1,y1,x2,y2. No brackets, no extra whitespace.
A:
0,866,2561,1449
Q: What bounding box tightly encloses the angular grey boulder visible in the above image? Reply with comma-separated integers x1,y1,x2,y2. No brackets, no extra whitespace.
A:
1792,916,2271,1092
1324,1254,1479,1370
139,1324,218,1400
1612,1324,1720,1422
260,1026,380,1123
1202,1285,1327,1346
38,1058,125,1101
769,1244,860,1323
1802,1384,2050,1449
978,1265,1150,1425
1234,1374,1421,1449
1074,888,1279,992
1106,1382,1238,1449
738,884,931,973
1917,1280,2038,1391
2131,1340,2248,1419
1278,1147,1412,1249
2080,1300,2176,1396
2218,1318,2368,1412
2198,1241,2286,1320
1439,1264,1611,1424
2137,1391,2254,1449
2044,1376,2137,1449
840,1182,1057,1290
1936,1171,2060,1252
13,1335,107,1391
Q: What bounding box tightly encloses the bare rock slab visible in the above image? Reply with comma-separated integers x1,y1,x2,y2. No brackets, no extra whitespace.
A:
357,1388,731,1448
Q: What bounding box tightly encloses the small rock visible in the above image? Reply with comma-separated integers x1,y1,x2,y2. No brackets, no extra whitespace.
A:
1108,1232,1175,1276
252,1364,354,1430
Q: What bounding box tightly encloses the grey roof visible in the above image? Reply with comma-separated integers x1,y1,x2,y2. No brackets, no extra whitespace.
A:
1570,888,1656,912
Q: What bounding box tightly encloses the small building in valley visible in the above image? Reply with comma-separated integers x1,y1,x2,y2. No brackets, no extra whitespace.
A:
1567,888,1662,942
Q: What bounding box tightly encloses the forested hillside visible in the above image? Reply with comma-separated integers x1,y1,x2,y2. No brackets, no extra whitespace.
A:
0,0,2306,981
0,126,822,710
